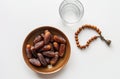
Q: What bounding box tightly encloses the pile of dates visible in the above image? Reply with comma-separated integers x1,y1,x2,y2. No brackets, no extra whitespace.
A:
26,30,66,67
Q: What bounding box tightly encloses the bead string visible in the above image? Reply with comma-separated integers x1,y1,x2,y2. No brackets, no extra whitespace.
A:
75,24,111,49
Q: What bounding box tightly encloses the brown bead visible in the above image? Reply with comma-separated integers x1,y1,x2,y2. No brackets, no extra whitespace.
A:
87,41,90,44
98,30,101,34
92,26,96,29
85,24,91,28
83,25,87,28
91,37,95,40
88,25,92,28
82,45,86,49
88,39,92,43
77,30,80,34
75,32,78,35
77,44,80,47
75,38,78,41
86,43,89,47
78,28,82,32
94,36,98,39
78,44,80,47
76,41,79,45
82,26,85,29
75,35,78,38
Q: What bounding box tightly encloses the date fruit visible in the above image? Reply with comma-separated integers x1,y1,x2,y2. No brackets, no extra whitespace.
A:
31,46,37,58
41,33,44,38
42,51,55,57
34,41,44,50
29,58,41,66
33,35,42,44
49,43,54,51
37,53,47,66
26,44,32,58
53,42,59,51
50,54,59,65
45,57,50,64
44,30,51,44
41,44,51,51
59,44,66,57
53,35,66,44
50,34,54,42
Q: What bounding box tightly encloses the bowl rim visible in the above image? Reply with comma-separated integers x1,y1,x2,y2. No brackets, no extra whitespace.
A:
22,26,71,74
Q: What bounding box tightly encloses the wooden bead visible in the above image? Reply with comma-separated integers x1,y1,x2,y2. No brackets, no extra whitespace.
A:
98,31,101,34
88,39,92,43
76,41,79,45
82,26,85,29
81,45,86,49
86,43,89,47
78,45,81,48
77,30,80,33
75,35,78,38
75,38,78,41
75,32,78,35
79,28,82,32
94,36,98,39
93,26,96,29
77,44,80,47
87,41,90,44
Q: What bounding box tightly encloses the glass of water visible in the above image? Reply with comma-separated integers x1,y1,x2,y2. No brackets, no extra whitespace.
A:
59,0,84,24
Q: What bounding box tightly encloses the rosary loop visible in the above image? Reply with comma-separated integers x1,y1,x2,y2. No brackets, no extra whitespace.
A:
75,24,111,49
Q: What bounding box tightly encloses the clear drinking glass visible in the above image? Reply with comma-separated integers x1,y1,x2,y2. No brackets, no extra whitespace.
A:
59,0,84,24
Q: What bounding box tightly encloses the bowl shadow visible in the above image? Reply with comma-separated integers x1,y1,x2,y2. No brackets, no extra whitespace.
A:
35,66,66,79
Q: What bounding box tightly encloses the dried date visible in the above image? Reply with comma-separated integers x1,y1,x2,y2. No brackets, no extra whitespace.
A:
26,44,32,58
53,42,59,51
42,51,55,57
29,58,41,66
59,44,66,57
33,35,42,44
37,53,47,66
45,57,50,64
53,35,66,44
50,34,54,42
49,43,54,51
44,30,51,44
31,46,37,58
34,41,44,50
41,44,51,51
50,54,59,65
41,33,45,38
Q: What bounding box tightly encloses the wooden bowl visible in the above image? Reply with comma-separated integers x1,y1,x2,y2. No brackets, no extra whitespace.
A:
22,26,71,74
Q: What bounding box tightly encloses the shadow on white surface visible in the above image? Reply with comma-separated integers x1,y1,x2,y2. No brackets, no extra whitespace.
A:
35,67,66,79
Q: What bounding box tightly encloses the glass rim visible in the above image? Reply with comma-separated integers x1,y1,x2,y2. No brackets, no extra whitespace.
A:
59,0,84,24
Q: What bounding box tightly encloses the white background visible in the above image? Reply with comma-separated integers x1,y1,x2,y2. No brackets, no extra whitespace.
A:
0,0,120,79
